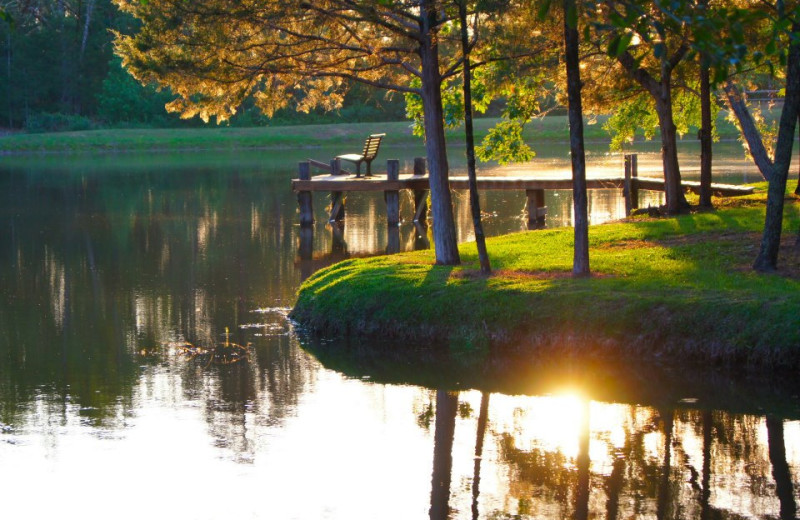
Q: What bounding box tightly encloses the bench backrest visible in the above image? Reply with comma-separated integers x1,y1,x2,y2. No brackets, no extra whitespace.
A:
360,133,385,160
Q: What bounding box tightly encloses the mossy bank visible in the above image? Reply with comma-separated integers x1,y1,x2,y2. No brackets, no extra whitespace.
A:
291,185,800,370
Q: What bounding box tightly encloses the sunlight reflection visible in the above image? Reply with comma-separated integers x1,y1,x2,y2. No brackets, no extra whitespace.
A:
492,391,586,461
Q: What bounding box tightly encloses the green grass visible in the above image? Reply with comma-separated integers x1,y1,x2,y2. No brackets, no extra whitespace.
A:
0,113,743,153
291,186,800,369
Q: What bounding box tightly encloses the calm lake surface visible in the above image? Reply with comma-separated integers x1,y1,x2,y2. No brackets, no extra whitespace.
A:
2,141,800,519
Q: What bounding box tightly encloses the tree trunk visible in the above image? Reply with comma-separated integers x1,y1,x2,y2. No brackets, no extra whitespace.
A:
563,0,590,277
795,112,800,196
754,25,800,271
429,390,458,520
724,81,773,181
700,410,712,520
656,409,674,520
79,0,96,63
420,0,460,266
767,415,797,520
6,30,11,128
574,399,591,520
458,1,490,274
699,55,713,208
616,46,689,214
471,393,489,520
655,90,689,214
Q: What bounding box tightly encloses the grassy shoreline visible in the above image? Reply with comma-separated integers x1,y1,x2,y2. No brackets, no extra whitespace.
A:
291,186,800,370
0,114,744,153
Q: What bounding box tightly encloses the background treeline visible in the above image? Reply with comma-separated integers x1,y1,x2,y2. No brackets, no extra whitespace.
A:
0,0,407,131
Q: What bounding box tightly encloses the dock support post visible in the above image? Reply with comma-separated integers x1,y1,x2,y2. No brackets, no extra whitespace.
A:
297,161,314,226
624,154,639,215
329,192,345,222
413,190,428,223
412,158,428,223
413,157,427,176
413,221,431,250
387,227,401,254
328,158,345,221
385,159,400,227
526,189,546,229
330,157,342,176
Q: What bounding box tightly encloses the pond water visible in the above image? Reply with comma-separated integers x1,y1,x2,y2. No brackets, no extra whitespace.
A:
1,141,800,520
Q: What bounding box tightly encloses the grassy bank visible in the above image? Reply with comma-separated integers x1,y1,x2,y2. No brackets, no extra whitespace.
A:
0,113,742,153
291,186,800,369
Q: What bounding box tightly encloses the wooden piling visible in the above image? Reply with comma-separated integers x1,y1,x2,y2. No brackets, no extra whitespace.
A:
386,159,400,226
297,162,314,226
413,157,427,176
330,157,342,175
413,221,431,250
624,154,639,215
413,190,429,223
526,189,546,228
329,192,345,222
386,227,401,254
411,157,429,223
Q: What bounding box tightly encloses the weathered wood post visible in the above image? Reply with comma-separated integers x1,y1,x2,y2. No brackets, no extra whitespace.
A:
525,189,546,229
413,221,431,250
386,159,400,226
624,153,639,215
386,228,401,254
324,157,343,222
328,158,346,221
330,157,342,175
385,159,401,254
412,157,429,223
414,157,427,176
297,161,314,226
329,192,345,222
330,222,347,255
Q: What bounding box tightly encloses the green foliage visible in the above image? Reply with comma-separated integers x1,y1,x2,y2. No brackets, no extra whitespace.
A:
0,0,119,127
725,97,781,159
475,71,546,164
24,113,96,133
97,58,180,126
604,94,658,150
0,8,12,27
604,86,720,151
404,71,493,138
476,119,535,164
405,64,547,165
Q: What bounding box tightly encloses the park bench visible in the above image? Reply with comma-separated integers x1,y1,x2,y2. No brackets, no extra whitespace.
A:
336,133,385,178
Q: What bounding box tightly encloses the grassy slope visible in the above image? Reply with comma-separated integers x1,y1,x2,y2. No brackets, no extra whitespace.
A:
0,114,742,153
292,186,800,369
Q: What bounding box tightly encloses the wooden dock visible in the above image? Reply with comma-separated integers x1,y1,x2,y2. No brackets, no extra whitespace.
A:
291,155,755,226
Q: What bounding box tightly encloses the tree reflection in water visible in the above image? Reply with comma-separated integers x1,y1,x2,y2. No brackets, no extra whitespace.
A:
408,382,800,520
767,416,797,520
472,392,490,520
430,390,459,520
